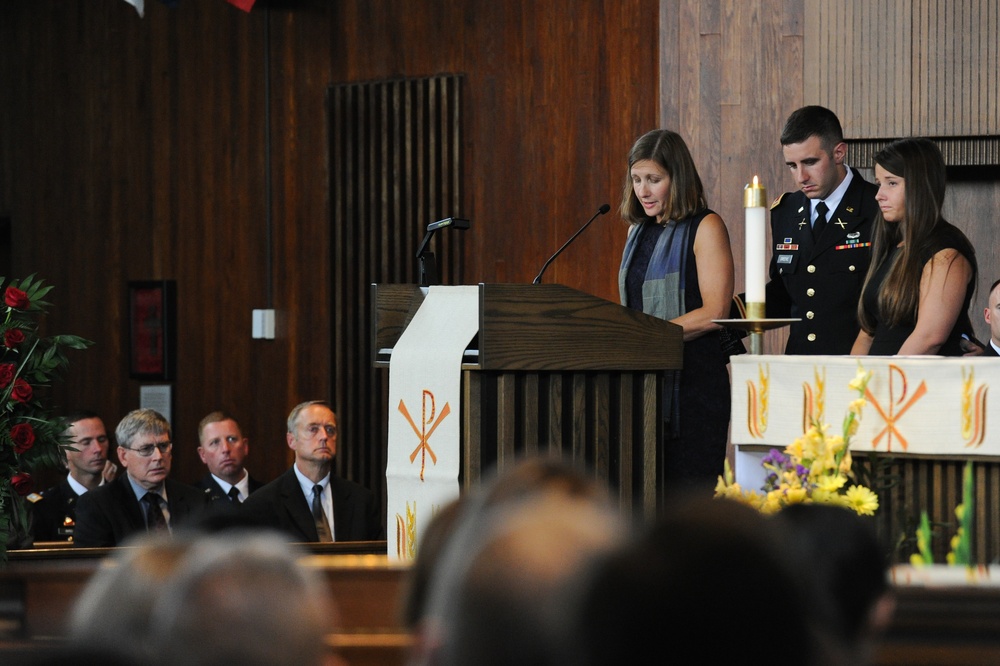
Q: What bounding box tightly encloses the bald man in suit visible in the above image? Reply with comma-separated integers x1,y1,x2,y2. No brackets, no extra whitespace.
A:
982,278,1000,356
241,401,383,542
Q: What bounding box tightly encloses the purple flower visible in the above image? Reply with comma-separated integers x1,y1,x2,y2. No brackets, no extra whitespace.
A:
762,449,789,467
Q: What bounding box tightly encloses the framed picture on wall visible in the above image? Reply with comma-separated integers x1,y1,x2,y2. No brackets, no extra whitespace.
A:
128,280,177,381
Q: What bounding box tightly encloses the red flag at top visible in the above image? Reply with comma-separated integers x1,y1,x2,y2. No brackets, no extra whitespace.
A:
226,0,256,11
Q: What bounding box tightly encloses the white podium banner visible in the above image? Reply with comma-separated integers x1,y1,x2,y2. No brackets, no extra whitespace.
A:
386,286,479,561
730,355,999,485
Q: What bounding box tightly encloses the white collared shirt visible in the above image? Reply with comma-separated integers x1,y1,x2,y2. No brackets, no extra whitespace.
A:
293,465,335,540
813,166,855,226
66,474,100,497
210,470,250,502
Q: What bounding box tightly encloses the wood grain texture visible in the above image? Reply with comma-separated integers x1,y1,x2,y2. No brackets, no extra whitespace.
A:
0,0,658,500
3,0,998,532
806,0,1000,138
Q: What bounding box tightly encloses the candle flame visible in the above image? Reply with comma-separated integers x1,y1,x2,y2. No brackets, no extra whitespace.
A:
752,175,759,187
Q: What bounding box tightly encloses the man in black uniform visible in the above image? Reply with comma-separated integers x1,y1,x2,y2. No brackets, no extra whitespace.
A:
29,411,116,542
767,106,879,354
193,411,264,504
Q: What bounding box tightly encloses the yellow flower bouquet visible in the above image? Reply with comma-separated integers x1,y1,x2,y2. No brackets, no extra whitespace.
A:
716,365,879,517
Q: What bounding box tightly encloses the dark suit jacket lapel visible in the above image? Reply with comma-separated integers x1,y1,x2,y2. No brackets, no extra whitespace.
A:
201,474,226,502
280,469,318,541
330,476,356,542
59,478,79,502
165,479,195,522
113,474,147,533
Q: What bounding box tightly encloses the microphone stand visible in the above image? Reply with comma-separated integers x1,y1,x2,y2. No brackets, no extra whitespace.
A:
533,204,611,284
415,217,470,287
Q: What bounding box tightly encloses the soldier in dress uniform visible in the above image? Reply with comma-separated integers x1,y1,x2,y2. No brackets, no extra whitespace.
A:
766,106,879,354
193,411,264,504
29,411,116,542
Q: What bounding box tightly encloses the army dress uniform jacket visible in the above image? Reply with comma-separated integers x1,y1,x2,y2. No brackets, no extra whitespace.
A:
766,167,878,355
195,472,265,503
29,478,80,542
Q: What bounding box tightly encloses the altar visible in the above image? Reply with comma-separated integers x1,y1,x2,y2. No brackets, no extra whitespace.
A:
730,355,1000,564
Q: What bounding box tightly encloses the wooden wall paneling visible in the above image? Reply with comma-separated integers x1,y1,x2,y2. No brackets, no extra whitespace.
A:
168,3,277,484
1,0,669,503
2,1,153,486
670,0,806,355
270,1,336,469
808,0,1000,139
942,175,1000,347
696,3,723,213
331,76,463,506
328,1,658,304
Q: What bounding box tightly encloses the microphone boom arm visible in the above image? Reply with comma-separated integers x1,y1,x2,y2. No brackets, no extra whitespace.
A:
532,204,611,284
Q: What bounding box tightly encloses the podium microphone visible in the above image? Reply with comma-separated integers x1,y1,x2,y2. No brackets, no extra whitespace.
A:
532,204,611,284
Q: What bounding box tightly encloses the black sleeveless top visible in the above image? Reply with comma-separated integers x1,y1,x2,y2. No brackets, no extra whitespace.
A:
862,221,976,356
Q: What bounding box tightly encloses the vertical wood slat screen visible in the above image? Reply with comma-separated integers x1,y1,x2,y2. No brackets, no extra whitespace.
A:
805,0,1000,143
329,75,464,503
462,370,662,519
860,457,1000,564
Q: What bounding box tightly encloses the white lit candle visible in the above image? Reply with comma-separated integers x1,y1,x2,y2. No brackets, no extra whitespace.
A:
743,176,767,319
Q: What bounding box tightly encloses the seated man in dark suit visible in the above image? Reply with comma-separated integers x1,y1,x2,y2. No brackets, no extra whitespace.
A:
74,408,208,547
982,278,1000,356
241,400,383,542
193,411,264,504
29,411,116,542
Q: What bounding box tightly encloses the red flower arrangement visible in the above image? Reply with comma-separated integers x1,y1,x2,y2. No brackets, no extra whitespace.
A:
0,275,91,560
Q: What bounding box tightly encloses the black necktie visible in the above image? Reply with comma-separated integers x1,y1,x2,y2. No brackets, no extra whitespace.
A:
813,201,829,240
311,484,333,542
142,493,168,532
227,486,241,503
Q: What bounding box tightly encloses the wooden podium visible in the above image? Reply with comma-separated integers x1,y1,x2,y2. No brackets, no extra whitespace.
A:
372,283,683,517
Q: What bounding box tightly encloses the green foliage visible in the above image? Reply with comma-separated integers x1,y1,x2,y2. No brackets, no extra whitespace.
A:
0,275,92,562
907,460,976,568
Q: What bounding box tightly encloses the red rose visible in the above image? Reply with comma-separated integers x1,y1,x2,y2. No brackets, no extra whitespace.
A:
0,363,14,389
3,328,24,348
11,378,32,403
4,287,29,310
10,423,35,453
11,472,32,496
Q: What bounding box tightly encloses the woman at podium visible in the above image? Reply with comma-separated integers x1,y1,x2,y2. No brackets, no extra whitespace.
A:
618,129,736,494
851,138,977,356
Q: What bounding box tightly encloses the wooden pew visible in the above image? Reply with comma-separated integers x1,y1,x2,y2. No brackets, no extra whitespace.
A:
874,584,1000,665
0,542,411,666
7,545,1000,665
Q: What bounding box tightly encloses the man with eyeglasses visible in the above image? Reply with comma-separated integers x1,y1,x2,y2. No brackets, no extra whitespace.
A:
241,400,383,542
29,411,118,542
193,411,264,504
74,408,208,547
